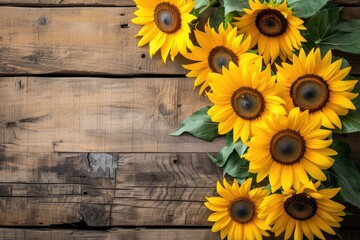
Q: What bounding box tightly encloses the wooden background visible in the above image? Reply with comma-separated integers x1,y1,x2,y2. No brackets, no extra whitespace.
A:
0,0,359,239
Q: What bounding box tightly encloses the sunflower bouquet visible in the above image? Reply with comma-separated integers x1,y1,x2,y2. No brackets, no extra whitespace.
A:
132,0,360,239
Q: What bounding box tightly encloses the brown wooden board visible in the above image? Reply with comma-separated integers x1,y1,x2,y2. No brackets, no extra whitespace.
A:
0,0,358,6
0,7,188,76
0,7,359,76
0,227,359,240
0,77,225,153
0,0,136,6
0,152,115,226
0,151,220,226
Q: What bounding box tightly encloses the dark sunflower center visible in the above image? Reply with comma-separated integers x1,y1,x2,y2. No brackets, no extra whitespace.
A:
208,46,239,73
229,199,255,223
231,87,265,120
284,193,317,220
154,2,181,34
270,130,305,165
255,9,288,37
290,74,330,113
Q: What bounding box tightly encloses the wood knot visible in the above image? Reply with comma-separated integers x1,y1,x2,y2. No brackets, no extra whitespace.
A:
38,17,47,26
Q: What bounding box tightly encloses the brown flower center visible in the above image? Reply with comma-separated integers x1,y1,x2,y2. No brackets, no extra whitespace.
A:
290,74,330,113
284,193,317,220
229,199,255,223
154,2,181,34
231,87,265,120
208,46,239,73
255,9,288,37
270,130,305,165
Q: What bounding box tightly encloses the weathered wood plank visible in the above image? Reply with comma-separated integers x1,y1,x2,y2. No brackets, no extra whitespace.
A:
0,151,359,227
2,77,360,157
0,77,225,153
0,7,187,76
1,228,219,240
1,228,359,240
0,0,135,6
336,0,360,4
0,151,114,226
115,153,222,188
0,7,359,76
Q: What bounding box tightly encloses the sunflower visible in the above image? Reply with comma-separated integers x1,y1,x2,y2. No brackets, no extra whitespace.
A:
234,0,306,64
132,0,196,62
276,48,358,129
182,22,260,94
205,178,271,240
207,58,286,143
243,107,336,192
260,181,345,240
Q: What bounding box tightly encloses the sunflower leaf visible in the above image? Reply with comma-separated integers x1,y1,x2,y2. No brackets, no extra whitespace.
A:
210,6,225,28
329,140,360,208
208,132,249,178
222,152,249,178
194,0,213,10
223,0,249,16
170,106,220,141
333,86,360,134
287,0,329,18
304,7,360,54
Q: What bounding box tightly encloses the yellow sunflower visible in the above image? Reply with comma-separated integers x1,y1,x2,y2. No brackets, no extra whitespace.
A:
207,58,286,143
132,0,196,62
234,0,306,64
205,178,271,240
243,107,336,192
276,48,358,129
183,21,260,94
260,181,345,240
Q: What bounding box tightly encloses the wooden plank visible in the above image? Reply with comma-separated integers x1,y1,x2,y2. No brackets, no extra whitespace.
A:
0,228,219,240
0,151,220,226
0,7,187,76
2,77,360,156
1,152,359,227
0,7,359,76
336,0,360,5
0,228,359,240
0,0,135,6
0,77,225,153
0,151,114,226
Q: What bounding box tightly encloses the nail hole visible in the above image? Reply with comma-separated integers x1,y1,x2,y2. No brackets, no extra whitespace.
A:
83,191,88,195
141,54,146,58
120,24,129,28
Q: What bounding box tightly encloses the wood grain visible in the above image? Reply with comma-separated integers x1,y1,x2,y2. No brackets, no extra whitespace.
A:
0,151,114,226
0,228,360,240
0,151,220,226
0,7,188,76
0,77,225,153
0,0,135,6
0,7,359,76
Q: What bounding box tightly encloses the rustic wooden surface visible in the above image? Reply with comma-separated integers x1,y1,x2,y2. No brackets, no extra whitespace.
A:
0,0,359,239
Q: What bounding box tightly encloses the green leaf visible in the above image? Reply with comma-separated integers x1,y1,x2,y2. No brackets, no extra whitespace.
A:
224,0,249,16
333,86,360,134
304,8,360,54
195,0,212,10
208,132,249,178
329,140,360,208
222,152,249,179
287,0,329,18
170,106,220,141
210,6,225,29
